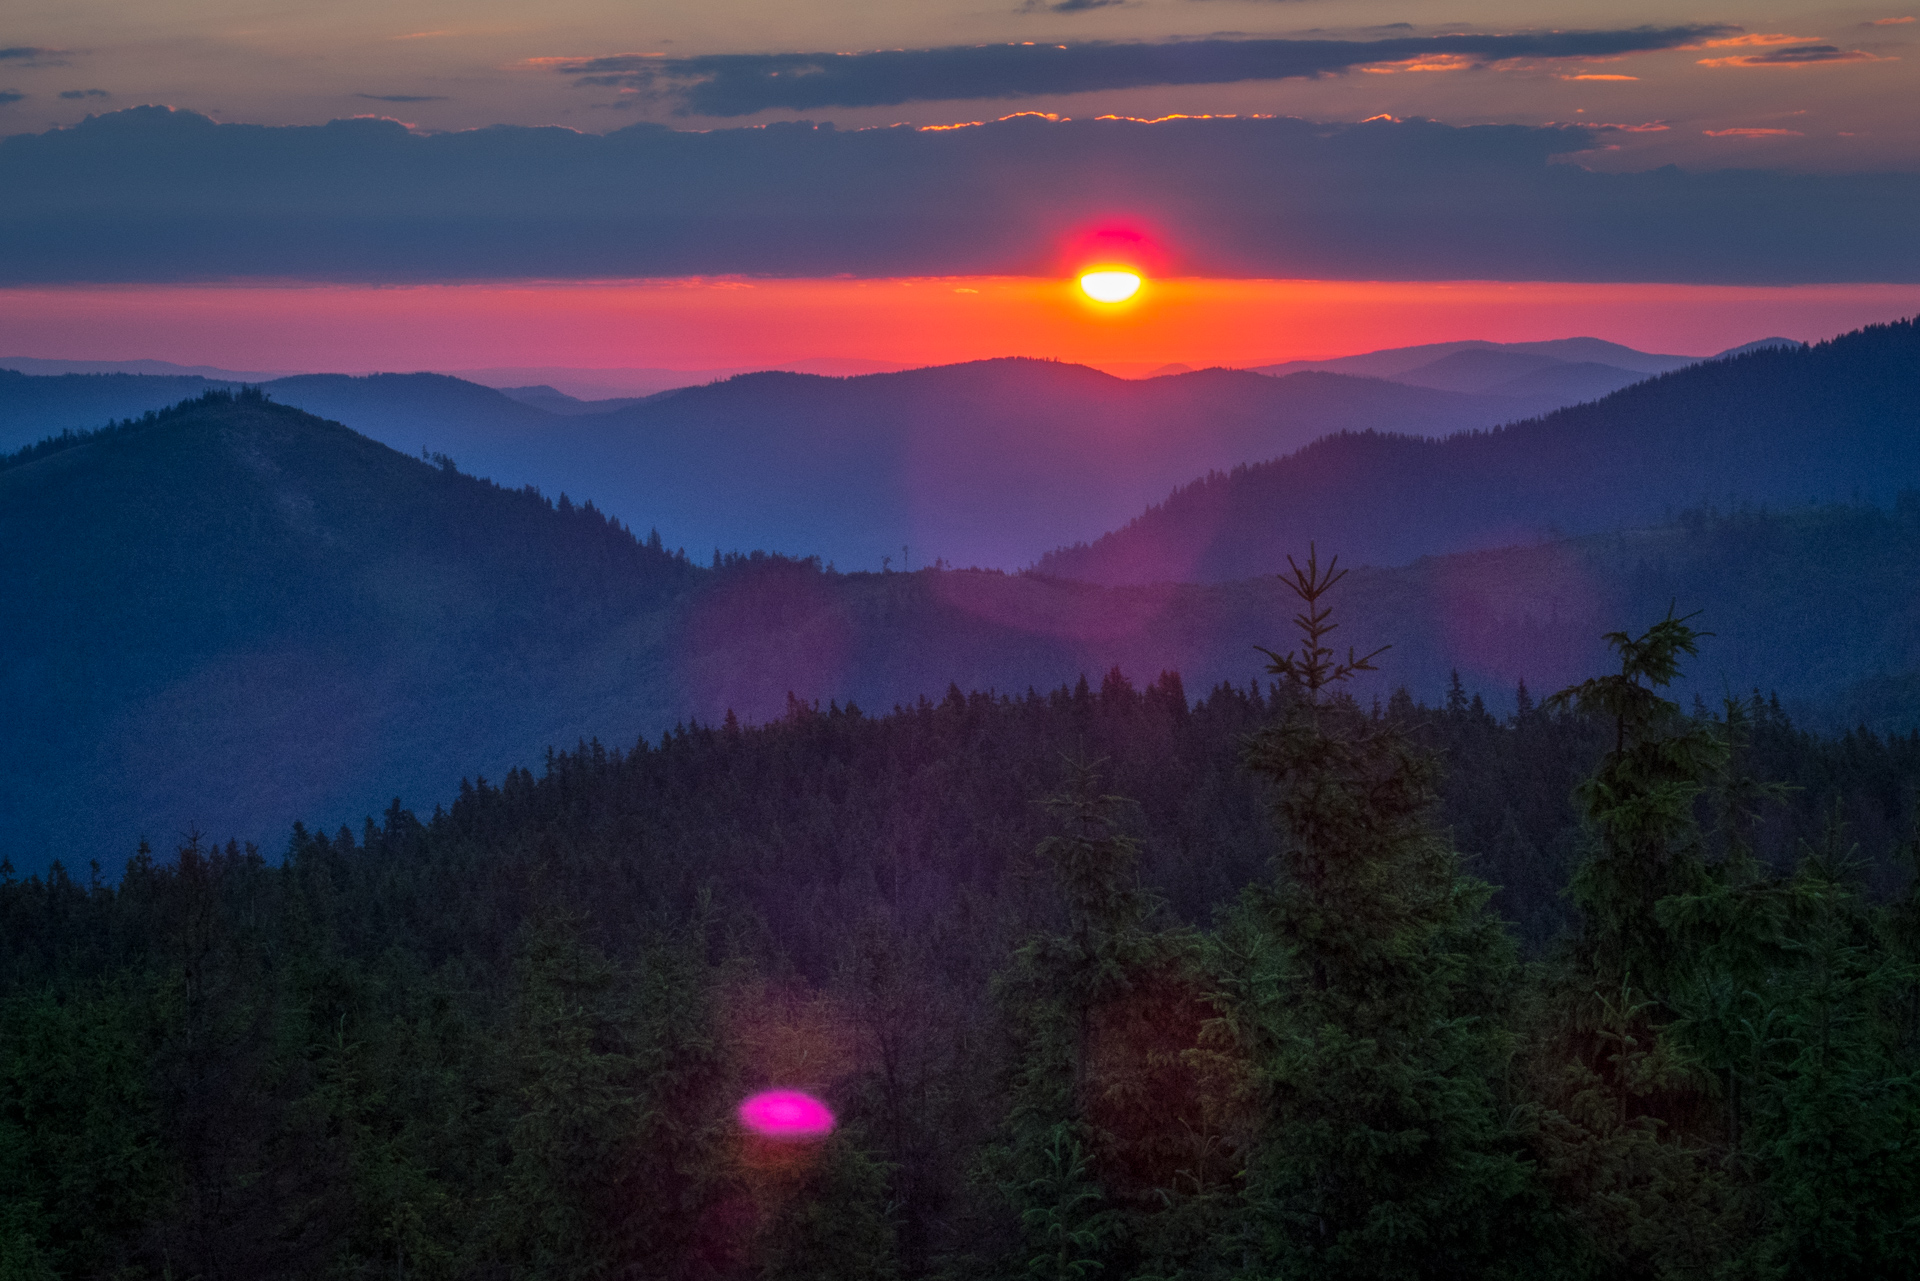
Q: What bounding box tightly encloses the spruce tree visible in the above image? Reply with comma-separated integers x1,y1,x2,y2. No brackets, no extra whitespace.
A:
1217,547,1542,1279
989,761,1225,1279
1663,807,1920,1277
499,909,734,1279
1544,611,1725,999
1525,615,1739,1277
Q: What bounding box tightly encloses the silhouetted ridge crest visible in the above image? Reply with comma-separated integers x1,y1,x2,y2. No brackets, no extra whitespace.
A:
1,385,282,471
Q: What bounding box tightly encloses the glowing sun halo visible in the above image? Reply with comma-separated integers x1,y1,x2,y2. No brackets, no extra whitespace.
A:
1079,270,1143,304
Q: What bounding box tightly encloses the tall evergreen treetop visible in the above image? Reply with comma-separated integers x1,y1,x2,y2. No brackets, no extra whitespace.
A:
1219,548,1544,1280
1546,610,1725,997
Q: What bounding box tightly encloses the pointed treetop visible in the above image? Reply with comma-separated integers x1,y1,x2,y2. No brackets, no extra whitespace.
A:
1255,543,1389,704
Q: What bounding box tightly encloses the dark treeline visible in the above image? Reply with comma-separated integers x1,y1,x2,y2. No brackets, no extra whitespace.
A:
5,588,1920,1277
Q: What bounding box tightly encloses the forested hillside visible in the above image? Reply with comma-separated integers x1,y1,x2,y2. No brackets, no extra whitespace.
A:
1041,319,1920,582
9,388,1920,871
6,604,1916,1278
0,391,696,870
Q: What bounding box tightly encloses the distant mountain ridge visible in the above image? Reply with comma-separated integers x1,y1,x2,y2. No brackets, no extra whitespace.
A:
0,355,305,380
1251,335,1716,380
492,384,662,415
0,356,914,400
447,357,914,399
1039,320,1920,584
1248,335,1810,417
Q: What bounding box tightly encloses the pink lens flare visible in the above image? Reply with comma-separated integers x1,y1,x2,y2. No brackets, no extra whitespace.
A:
738,1090,836,1139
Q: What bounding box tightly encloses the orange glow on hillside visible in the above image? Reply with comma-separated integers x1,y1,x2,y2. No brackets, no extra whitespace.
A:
2,279,1917,374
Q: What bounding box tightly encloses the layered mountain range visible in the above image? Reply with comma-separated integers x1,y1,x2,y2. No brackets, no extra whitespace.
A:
5,320,1919,868
0,335,1795,571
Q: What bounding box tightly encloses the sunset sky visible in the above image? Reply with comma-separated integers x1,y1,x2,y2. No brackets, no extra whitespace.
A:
3,1,1917,370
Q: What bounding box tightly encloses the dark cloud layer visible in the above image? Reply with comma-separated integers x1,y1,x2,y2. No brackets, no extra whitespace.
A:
355,93,449,103
59,88,109,100
0,91,22,106
1,106,1914,284
551,27,1733,115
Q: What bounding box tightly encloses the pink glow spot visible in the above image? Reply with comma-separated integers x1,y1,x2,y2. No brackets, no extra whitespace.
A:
738,1090,835,1139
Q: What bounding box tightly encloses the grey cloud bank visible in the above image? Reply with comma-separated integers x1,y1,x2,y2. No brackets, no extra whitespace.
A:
554,28,1734,116
1,106,1914,284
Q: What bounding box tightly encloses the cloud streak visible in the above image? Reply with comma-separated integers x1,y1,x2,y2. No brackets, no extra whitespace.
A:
1693,30,1889,66
541,27,1734,115
0,46,66,66
1697,44,1885,66
1,106,1914,285
354,93,449,103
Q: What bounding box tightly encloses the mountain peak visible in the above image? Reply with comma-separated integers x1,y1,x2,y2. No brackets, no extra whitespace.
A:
1714,336,1808,359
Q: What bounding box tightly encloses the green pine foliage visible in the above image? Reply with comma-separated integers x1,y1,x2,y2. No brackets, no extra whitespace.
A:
1214,549,1548,1279
0,979,168,1279
501,908,735,1278
1524,618,1920,1278
987,762,1229,1280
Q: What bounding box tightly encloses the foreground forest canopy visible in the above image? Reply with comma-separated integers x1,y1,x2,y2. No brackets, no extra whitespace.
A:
5,572,1918,1279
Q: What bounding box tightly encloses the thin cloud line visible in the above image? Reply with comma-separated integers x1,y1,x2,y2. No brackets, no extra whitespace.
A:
536,26,1737,116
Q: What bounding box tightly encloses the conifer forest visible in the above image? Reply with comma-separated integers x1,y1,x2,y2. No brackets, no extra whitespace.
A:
6,550,1918,1280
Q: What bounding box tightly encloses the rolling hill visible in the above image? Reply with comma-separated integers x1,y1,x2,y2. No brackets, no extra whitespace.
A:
1040,320,1920,584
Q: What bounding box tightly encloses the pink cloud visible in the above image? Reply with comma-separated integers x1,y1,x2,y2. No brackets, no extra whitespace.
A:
1695,35,1889,67
1361,54,1478,74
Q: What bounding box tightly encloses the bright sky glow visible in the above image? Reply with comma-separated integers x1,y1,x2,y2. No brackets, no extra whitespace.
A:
1080,271,1142,304
738,1089,835,1139
5,279,1918,375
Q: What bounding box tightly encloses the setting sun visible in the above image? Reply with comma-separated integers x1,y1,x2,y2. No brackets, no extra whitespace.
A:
1079,270,1143,304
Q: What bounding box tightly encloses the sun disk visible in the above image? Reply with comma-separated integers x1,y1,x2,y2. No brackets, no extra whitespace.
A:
1079,270,1143,304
